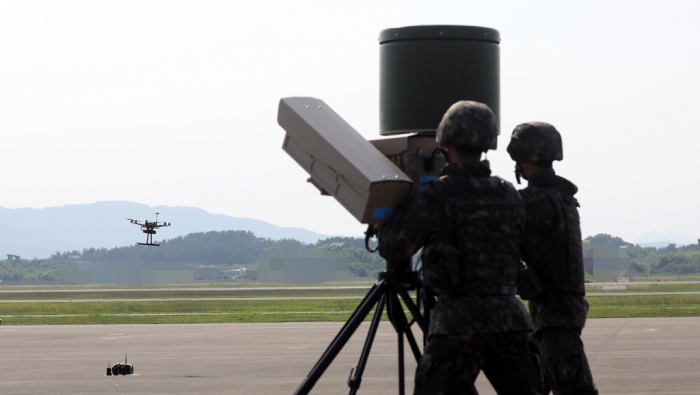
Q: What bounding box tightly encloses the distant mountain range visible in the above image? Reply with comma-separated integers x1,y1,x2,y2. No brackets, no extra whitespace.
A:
633,231,699,248
0,201,332,259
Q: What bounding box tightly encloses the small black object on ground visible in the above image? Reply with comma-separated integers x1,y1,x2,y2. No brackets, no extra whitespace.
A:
106,354,134,376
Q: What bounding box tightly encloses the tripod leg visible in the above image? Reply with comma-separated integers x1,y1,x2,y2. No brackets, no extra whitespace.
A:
385,291,409,395
394,284,428,333
398,330,405,395
385,287,423,364
347,293,386,395
404,326,422,363
293,281,388,395
308,282,382,366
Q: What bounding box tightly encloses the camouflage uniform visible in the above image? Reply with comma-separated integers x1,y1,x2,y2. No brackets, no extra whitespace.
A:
509,123,598,395
379,159,543,395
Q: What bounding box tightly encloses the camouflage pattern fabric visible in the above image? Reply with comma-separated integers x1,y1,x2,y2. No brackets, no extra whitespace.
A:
518,167,597,394
415,332,544,395
379,160,542,393
431,294,533,335
534,328,598,395
529,294,589,332
436,101,498,150
519,168,589,331
507,122,563,163
520,168,586,300
378,160,533,335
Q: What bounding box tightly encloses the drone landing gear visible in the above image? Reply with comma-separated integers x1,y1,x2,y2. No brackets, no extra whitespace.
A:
294,270,428,395
139,231,159,246
127,214,169,247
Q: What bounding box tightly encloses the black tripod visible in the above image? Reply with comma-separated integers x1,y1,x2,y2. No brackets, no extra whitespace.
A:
293,269,430,395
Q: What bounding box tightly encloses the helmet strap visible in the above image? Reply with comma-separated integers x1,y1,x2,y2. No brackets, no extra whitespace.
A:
515,162,523,184
439,145,450,164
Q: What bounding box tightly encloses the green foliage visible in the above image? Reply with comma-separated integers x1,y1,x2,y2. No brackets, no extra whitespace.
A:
315,236,377,250
49,231,322,266
650,250,700,274
629,261,649,274
8,232,381,282
623,245,657,274
0,287,371,301
0,259,63,282
625,245,658,264
584,294,700,318
8,287,700,325
319,245,385,278
78,230,307,265
584,234,700,275
585,233,633,246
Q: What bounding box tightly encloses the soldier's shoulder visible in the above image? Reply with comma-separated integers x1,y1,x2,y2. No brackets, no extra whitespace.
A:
414,177,442,194
490,176,522,196
405,178,443,205
491,175,515,187
518,184,552,205
487,176,524,208
553,175,579,196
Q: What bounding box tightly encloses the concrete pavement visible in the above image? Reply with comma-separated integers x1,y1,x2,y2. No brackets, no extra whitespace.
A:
1,317,700,394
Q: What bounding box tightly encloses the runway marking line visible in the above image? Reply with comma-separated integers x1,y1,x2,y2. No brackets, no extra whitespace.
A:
588,320,626,361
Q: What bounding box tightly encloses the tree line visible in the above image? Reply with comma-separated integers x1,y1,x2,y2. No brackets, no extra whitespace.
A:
5,231,699,282
585,233,700,275
1,231,384,282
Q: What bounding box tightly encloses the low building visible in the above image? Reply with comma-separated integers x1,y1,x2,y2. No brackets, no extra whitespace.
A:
247,248,350,283
54,261,211,284
194,266,217,280
583,244,631,281
229,268,246,279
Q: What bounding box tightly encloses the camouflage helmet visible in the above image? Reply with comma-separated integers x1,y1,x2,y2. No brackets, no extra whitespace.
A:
507,122,563,163
436,101,498,150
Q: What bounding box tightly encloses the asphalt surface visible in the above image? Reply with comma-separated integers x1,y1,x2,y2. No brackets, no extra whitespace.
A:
2,317,700,394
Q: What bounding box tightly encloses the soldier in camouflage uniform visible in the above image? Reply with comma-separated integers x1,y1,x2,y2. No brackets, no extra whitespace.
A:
379,101,543,395
507,122,598,395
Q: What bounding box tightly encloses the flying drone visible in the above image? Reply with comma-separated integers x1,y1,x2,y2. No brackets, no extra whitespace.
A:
126,212,170,246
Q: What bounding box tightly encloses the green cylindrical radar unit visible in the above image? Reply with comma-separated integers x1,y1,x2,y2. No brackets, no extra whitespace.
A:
379,25,501,136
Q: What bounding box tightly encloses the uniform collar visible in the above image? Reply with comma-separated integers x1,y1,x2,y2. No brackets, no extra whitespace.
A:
440,160,492,177
527,167,556,185
528,168,578,195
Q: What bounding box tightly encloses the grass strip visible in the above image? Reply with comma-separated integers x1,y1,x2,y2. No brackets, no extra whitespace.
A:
0,298,365,316
5,294,700,325
586,294,700,318
0,281,375,291
586,283,700,293
0,287,372,301
3,313,365,325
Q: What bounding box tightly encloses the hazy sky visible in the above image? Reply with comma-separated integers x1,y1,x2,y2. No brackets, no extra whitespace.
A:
1,0,699,243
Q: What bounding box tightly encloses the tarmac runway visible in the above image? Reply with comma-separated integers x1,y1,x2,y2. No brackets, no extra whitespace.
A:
2,317,700,394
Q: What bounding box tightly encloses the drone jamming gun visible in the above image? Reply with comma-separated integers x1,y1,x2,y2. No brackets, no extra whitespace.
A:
279,25,500,228
279,97,413,225
278,25,501,395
